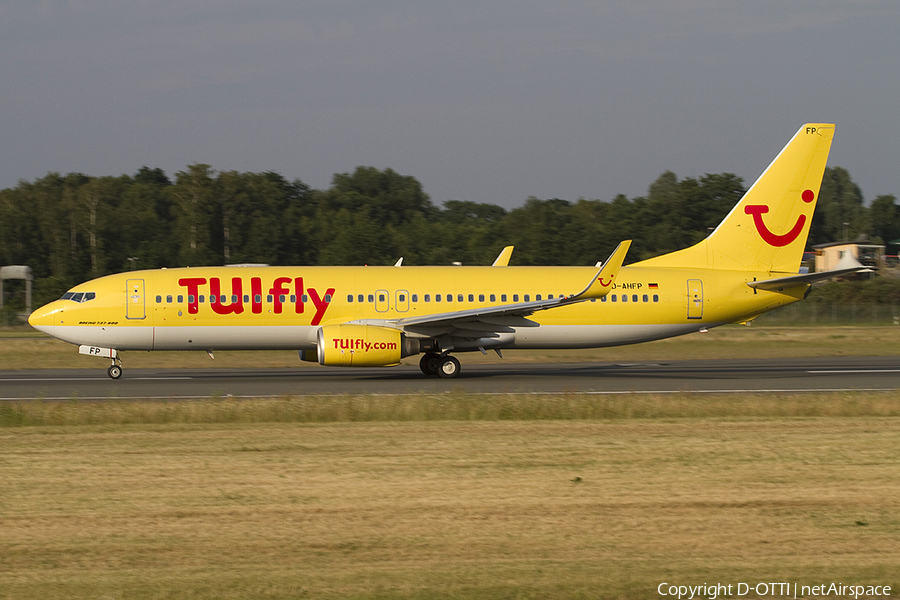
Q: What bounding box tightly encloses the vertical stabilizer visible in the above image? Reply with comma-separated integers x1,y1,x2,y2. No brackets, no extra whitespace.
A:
638,124,835,273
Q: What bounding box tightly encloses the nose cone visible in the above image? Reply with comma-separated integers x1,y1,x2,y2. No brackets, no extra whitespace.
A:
28,300,63,333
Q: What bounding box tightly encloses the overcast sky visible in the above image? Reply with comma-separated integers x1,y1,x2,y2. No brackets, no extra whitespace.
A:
2,1,898,209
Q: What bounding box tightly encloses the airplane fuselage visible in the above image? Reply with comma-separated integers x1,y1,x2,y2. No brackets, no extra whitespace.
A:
31,263,802,353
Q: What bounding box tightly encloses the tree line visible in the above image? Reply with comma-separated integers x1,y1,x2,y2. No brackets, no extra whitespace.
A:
0,163,897,309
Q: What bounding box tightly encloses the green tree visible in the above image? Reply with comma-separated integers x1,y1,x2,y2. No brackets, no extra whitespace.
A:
170,164,217,266
869,194,899,247
810,167,868,244
111,168,173,272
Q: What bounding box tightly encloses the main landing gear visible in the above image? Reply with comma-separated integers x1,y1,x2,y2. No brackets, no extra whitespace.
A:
419,352,461,379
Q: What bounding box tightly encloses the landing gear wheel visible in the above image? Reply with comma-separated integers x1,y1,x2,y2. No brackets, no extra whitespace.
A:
419,352,441,377
107,365,122,380
437,356,461,379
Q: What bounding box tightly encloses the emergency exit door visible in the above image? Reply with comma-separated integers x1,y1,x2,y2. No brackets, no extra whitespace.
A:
126,279,146,320
687,279,703,319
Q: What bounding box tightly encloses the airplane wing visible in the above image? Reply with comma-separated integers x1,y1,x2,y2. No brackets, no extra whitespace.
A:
383,241,631,335
492,246,514,266
748,265,873,292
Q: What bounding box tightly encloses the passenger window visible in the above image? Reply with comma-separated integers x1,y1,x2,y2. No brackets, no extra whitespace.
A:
279,295,286,303
447,294,452,303
221,295,227,303
412,294,418,302
400,294,406,302
368,294,374,303
632,294,638,303
177,295,184,303
199,295,205,303
188,295,195,304
653,294,659,302
490,294,495,302
166,295,173,303
643,294,648,302
358,295,364,302
622,295,628,302
301,294,308,302
255,295,262,303
601,296,607,302
513,294,519,302
155,295,162,303
479,294,485,302
524,294,530,302
458,294,464,302
379,293,386,302
548,294,553,299
324,294,332,302
536,294,542,301
243,295,250,303
435,294,441,302
347,294,354,302
291,295,297,303
611,295,617,302
501,294,507,302
425,294,431,302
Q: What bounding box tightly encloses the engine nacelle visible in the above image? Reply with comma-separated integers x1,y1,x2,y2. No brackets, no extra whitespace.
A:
314,324,419,367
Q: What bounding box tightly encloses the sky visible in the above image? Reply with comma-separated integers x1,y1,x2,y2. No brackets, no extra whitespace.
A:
2,1,899,209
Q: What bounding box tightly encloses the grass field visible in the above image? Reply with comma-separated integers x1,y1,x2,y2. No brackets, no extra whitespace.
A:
2,394,899,600
1,326,898,599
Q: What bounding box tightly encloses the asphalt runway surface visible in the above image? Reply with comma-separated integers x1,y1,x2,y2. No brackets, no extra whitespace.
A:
2,356,900,400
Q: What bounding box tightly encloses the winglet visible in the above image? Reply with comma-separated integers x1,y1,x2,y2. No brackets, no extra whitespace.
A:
492,246,514,266
569,241,631,300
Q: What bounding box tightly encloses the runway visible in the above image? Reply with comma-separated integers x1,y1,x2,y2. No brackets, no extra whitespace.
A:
2,356,899,400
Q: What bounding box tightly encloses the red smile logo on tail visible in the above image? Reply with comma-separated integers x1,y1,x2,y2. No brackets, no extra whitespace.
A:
744,189,815,247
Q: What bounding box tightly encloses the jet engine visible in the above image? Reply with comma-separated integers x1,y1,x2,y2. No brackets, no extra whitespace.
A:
310,324,421,367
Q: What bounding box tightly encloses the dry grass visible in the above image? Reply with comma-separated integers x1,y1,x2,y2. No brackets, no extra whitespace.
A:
3,391,900,427
2,325,900,371
1,394,900,599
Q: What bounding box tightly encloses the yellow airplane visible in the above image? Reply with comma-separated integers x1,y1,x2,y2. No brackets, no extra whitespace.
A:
29,123,854,380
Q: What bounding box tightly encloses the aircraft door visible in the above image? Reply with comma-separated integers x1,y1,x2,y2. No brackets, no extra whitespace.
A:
687,279,703,319
126,279,146,320
375,289,389,313
395,290,409,313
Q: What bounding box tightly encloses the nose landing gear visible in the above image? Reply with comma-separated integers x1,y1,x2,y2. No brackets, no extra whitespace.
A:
78,345,123,379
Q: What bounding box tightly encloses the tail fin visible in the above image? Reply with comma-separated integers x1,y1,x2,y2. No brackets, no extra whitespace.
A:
638,123,835,273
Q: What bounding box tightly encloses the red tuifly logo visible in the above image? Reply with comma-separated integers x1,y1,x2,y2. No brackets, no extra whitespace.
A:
744,189,815,247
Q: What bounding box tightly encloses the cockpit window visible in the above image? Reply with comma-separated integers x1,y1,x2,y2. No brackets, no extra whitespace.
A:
60,291,96,302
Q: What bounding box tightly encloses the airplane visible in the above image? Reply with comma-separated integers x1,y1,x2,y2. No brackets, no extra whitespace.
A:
29,123,857,380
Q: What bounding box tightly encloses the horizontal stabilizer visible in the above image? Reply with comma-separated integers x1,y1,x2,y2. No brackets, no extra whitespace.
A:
748,266,873,292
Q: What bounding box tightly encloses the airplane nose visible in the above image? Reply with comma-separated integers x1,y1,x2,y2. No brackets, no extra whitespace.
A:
28,301,61,332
